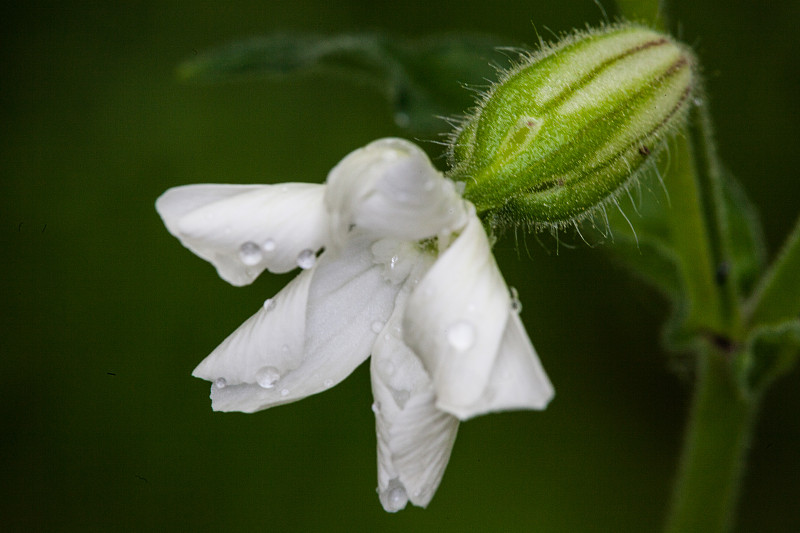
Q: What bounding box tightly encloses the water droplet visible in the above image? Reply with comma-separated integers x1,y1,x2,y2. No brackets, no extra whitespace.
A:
371,320,384,334
323,379,333,388
296,249,315,269
214,378,227,389
394,112,410,128
238,241,262,266
381,479,408,512
262,238,276,252
510,287,522,313
392,389,410,409
371,402,380,414
263,298,275,311
388,486,407,508
447,321,476,351
389,255,399,270
255,366,280,389
280,388,290,397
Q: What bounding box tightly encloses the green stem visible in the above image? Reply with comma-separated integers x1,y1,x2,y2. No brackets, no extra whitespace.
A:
691,102,744,337
667,134,725,334
665,347,759,533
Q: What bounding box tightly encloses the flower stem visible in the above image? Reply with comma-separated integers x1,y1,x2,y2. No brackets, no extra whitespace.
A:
665,347,759,533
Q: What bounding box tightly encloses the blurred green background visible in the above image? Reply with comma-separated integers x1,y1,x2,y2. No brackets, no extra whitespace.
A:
3,1,799,531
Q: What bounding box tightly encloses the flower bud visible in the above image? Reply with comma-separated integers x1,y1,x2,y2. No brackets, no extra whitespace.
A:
447,24,696,229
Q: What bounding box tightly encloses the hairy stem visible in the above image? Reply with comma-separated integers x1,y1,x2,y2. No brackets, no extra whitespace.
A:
665,347,758,533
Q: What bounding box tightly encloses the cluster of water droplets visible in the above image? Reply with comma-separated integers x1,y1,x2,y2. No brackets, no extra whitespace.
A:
237,240,317,270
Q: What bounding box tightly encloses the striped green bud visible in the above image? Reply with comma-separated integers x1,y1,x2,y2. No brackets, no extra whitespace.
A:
447,24,696,230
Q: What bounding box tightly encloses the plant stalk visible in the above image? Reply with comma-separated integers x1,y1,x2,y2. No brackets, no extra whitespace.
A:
665,347,758,533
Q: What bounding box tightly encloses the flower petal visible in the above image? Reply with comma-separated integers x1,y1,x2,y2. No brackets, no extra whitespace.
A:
443,312,555,420
197,231,401,413
192,269,312,387
371,290,459,511
325,138,467,245
403,214,511,419
156,183,327,285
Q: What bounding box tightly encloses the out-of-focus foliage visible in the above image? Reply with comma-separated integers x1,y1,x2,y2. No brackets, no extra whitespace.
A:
179,32,509,133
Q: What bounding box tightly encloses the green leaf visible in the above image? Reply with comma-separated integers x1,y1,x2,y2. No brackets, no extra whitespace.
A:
178,32,507,133
737,319,800,392
718,170,766,299
746,215,800,327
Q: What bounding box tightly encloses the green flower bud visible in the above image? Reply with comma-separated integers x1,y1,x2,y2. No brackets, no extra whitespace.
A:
447,24,696,230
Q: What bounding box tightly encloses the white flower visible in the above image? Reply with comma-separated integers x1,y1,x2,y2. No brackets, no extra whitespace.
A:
156,138,554,511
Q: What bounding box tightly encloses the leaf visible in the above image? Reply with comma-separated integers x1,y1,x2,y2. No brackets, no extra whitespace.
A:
746,215,800,327
718,170,766,299
178,32,508,133
737,319,800,392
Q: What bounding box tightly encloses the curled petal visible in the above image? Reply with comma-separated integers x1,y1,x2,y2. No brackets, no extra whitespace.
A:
325,138,467,245
198,232,401,413
443,312,554,420
403,215,510,419
156,183,327,285
371,295,459,511
192,268,312,387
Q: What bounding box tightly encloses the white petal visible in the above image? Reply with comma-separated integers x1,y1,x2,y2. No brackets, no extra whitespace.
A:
198,231,401,413
325,138,467,244
443,312,555,420
156,183,328,285
192,268,312,386
371,290,459,511
403,215,511,419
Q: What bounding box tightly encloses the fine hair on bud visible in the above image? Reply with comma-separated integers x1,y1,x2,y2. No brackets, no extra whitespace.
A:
446,22,698,235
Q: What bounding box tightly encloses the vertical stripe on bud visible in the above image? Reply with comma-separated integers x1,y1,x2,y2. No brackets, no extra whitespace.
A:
447,24,696,230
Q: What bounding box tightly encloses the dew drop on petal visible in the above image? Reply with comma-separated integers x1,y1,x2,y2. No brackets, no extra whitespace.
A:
381,479,409,512
263,238,276,252
280,388,290,397
371,402,380,414
238,241,262,266
447,321,476,351
255,366,280,389
392,389,410,409
296,249,316,269
371,320,384,334
263,298,275,311
323,379,333,388
214,378,227,389
510,287,522,314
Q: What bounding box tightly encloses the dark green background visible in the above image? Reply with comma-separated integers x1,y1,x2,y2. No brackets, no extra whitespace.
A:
3,1,798,531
